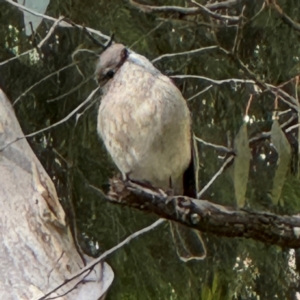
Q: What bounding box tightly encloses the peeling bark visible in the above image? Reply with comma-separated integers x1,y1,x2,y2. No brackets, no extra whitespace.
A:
0,90,113,300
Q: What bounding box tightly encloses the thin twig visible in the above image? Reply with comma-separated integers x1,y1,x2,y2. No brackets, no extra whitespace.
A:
265,83,298,106
215,44,299,110
13,62,78,106
191,0,240,23
171,74,255,85
295,76,300,178
174,74,298,112
152,45,218,64
194,136,232,153
204,0,239,11
245,94,253,117
278,109,292,116
271,0,300,32
197,155,235,198
281,114,297,129
129,0,239,15
231,5,246,54
47,77,92,103
277,76,298,89
38,218,165,300
246,0,266,24
0,49,34,66
161,44,298,112
37,16,65,49
274,94,298,111
249,114,297,142
75,96,100,125
0,87,99,152
45,268,94,300
89,185,107,199
25,87,99,138
228,51,299,108
286,123,300,133
130,21,165,49
187,85,213,101
71,48,99,79
156,17,214,28
219,46,299,110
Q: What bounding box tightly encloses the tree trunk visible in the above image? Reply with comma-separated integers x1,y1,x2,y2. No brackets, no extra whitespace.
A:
0,89,113,300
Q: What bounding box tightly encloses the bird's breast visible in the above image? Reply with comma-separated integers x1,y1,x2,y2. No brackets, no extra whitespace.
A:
98,60,191,191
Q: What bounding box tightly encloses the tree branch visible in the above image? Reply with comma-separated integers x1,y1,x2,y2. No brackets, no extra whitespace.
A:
105,178,300,249
190,0,240,24
129,0,239,18
38,218,164,299
271,0,300,32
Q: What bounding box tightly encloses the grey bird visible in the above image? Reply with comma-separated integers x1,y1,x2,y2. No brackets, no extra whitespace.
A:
96,43,205,261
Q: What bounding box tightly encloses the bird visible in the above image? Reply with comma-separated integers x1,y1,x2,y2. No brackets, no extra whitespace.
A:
95,43,205,261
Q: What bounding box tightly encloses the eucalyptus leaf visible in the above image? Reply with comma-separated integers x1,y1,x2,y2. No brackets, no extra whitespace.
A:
233,123,251,207
270,120,291,205
201,284,213,300
212,271,219,295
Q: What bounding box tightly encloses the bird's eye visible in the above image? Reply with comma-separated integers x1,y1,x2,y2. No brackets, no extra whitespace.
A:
106,70,115,78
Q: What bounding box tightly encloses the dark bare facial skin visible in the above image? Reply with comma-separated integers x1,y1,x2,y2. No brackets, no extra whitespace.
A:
95,43,128,85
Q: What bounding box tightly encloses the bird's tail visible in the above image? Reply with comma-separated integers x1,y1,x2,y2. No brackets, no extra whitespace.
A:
170,222,206,262
172,134,206,262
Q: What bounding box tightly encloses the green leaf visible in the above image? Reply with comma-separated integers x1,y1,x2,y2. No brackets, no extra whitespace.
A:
233,123,251,207
201,284,212,300
270,120,291,205
212,272,219,295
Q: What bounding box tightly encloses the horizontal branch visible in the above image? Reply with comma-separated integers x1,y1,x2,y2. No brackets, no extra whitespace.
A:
129,0,239,16
151,45,219,64
106,178,300,249
191,0,240,23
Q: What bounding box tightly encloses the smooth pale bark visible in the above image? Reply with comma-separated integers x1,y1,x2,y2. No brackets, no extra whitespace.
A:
0,89,113,300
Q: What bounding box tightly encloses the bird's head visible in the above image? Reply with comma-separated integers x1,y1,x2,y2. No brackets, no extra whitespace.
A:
95,43,128,86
